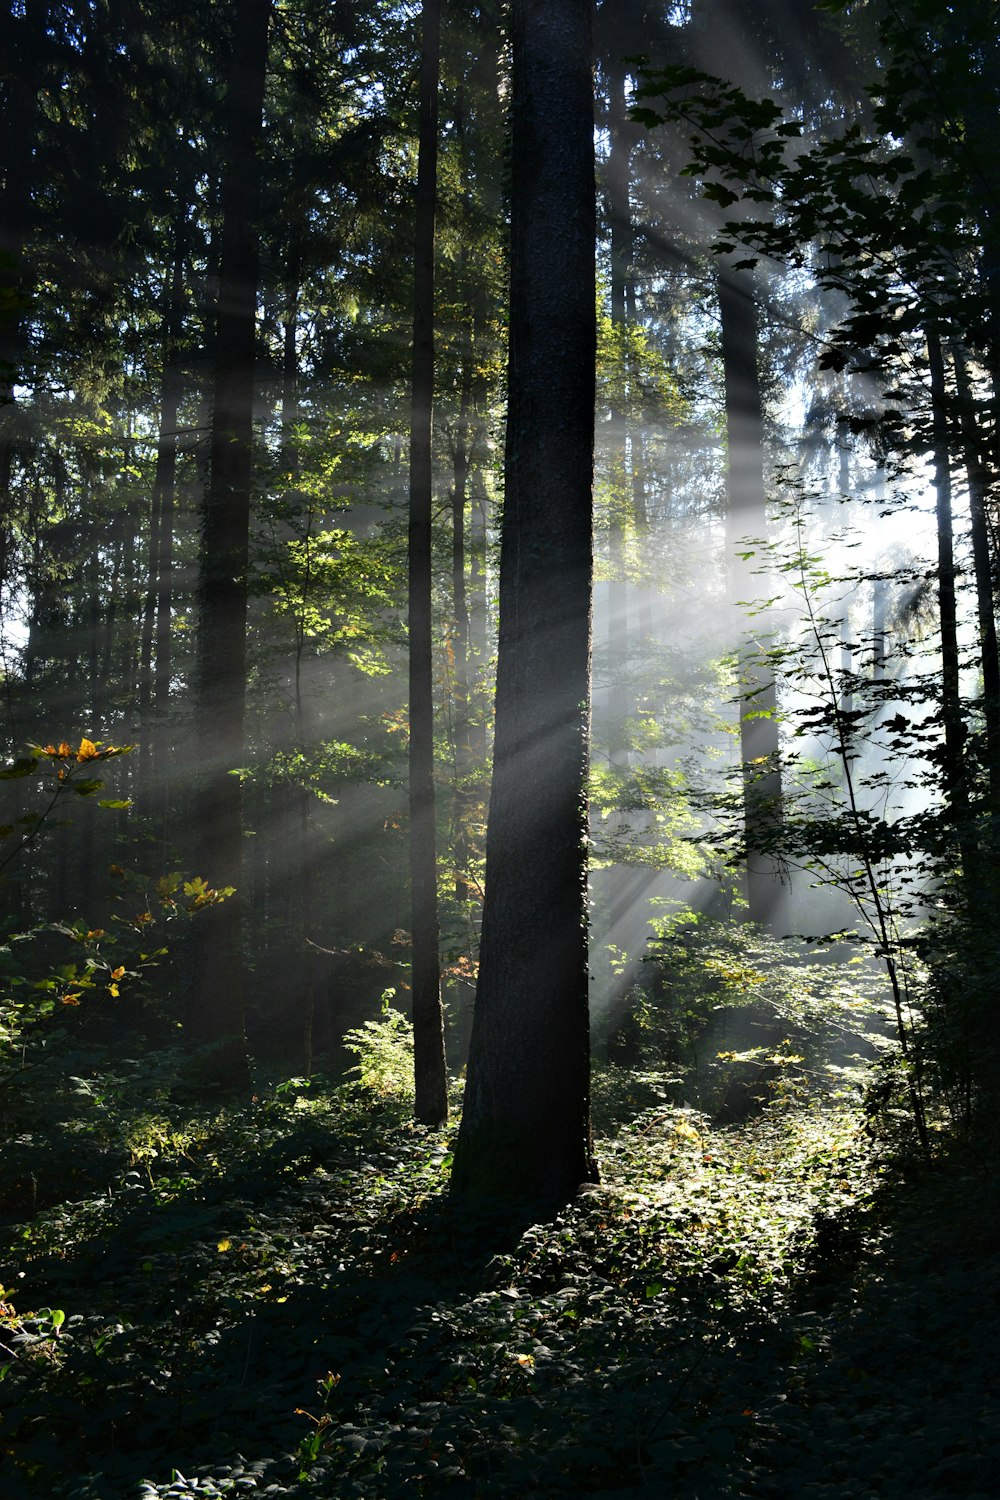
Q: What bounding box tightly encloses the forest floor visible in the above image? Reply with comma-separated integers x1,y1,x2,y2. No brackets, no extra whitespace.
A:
1,1068,998,1499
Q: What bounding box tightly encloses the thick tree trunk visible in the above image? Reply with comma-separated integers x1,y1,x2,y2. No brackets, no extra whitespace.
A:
451,0,598,1212
189,0,271,1085
408,0,448,1127
719,261,787,930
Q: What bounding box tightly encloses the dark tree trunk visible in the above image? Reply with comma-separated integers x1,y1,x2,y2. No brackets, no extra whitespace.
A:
408,0,448,1128
280,267,300,471
451,356,473,902
0,0,46,589
139,240,184,807
927,331,973,864
719,261,787,930
450,0,598,1212
606,57,632,770
952,345,1000,845
189,0,271,1085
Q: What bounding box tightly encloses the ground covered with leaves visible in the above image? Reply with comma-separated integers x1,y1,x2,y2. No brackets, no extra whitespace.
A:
1,1072,998,1499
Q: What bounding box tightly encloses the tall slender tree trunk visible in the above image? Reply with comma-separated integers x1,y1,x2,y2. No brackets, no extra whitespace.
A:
139,239,184,808
189,0,271,1085
281,283,318,1075
451,0,598,1212
606,58,632,770
408,0,448,1127
0,0,46,591
451,357,474,903
927,331,974,868
952,345,1000,846
719,261,787,930
627,269,654,652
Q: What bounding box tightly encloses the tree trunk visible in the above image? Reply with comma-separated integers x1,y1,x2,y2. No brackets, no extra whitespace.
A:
952,345,1000,845
189,0,271,1086
927,331,974,866
0,0,46,591
606,57,632,770
451,356,473,903
719,261,787,930
450,0,598,1212
139,239,184,806
408,0,448,1128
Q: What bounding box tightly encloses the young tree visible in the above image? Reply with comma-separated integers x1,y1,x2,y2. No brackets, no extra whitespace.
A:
450,0,598,1211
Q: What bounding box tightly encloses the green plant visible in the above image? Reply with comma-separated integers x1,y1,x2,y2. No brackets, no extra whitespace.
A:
341,989,415,1101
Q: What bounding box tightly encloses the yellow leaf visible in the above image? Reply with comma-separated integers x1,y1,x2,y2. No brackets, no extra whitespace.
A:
61,994,81,1006
217,1238,231,1252
111,966,125,981
76,737,99,762
514,1353,535,1369
108,984,120,998
57,742,72,758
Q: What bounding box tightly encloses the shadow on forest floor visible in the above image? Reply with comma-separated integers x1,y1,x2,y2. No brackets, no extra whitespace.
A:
1,1087,999,1499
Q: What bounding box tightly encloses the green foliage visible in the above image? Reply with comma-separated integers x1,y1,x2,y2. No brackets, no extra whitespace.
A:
635,911,889,1122
634,34,989,375
0,849,235,1174
589,761,705,874
341,989,415,1101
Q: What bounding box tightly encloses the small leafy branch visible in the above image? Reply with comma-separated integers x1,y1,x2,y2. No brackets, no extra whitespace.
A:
0,737,132,876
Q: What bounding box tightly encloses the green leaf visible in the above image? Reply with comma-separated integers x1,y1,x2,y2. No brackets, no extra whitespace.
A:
0,757,38,779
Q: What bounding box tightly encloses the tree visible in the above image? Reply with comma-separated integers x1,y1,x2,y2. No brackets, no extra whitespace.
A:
719,260,788,929
450,0,598,1211
408,0,449,1127
189,0,272,1083
0,0,47,598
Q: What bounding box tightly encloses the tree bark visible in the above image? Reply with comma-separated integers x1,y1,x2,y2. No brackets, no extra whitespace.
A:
189,0,271,1085
450,0,598,1212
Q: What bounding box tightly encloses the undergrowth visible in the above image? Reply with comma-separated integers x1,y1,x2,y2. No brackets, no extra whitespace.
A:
0,1051,995,1499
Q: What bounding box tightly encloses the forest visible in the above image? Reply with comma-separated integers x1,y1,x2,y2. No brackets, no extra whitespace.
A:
1,0,998,1494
